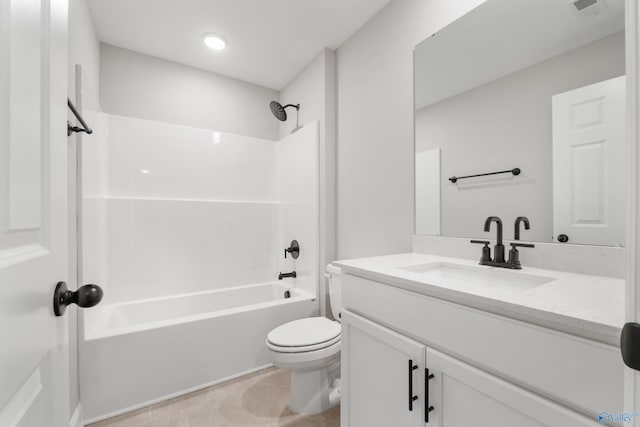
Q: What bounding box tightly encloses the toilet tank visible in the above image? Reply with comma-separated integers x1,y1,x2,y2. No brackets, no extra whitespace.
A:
326,264,343,321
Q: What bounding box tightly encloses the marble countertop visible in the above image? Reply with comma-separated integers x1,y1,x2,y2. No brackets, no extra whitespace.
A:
333,253,625,345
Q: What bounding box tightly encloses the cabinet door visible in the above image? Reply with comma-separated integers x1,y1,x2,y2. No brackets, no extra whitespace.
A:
342,310,426,427
427,348,601,427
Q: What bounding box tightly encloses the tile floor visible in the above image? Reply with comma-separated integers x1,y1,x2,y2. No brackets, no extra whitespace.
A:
87,367,340,427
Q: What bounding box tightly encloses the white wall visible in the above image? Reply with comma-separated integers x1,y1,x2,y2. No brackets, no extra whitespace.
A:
83,114,280,303
104,198,278,303
68,0,100,110
276,122,320,300
278,48,337,315
100,44,279,140
279,49,333,138
336,0,486,258
415,32,625,242
83,114,320,303
103,116,277,201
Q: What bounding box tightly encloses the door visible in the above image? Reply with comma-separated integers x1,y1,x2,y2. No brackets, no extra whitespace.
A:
624,2,640,424
341,311,426,427
0,0,70,426
552,76,626,246
426,348,600,427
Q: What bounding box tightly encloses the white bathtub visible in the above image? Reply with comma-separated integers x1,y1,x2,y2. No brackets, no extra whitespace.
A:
80,282,318,423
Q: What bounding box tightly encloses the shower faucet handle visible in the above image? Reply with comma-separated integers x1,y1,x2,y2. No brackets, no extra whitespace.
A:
284,240,300,259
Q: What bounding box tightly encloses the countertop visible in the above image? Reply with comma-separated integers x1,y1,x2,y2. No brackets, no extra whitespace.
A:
333,253,625,345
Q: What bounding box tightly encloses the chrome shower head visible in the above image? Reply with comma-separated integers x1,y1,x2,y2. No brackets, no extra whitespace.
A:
270,101,300,122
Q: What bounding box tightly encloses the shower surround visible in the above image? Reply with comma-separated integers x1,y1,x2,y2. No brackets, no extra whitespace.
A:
79,113,320,422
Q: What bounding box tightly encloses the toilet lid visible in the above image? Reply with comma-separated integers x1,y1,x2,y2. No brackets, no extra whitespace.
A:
267,317,341,348
267,335,340,353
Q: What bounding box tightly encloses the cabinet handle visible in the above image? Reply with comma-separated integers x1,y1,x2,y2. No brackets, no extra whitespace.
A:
425,369,435,423
408,360,418,410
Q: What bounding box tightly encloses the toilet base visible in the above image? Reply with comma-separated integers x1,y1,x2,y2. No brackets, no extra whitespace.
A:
289,361,340,415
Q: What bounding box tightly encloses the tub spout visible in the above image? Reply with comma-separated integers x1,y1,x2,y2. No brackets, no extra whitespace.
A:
278,271,297,280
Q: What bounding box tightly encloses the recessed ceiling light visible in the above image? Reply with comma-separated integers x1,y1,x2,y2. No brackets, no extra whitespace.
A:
202,33,227,51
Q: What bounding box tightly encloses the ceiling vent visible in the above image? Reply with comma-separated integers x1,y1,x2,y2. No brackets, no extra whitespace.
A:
570,0,608,17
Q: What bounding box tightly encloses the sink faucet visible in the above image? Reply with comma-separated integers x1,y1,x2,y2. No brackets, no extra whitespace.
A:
484,216,505,263
472,216,535,269
514,216,530,241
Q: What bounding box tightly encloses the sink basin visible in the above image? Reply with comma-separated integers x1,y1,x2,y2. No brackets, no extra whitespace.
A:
398,262,555,292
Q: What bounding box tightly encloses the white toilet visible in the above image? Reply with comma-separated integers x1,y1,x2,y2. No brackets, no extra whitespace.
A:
266,264,343,415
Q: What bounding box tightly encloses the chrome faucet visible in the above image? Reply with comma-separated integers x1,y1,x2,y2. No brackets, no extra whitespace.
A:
484,216,505,263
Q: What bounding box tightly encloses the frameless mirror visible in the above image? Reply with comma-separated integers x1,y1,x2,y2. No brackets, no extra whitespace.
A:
414,0,625,246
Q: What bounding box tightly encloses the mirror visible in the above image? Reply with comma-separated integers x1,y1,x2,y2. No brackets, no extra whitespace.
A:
414,0,626,246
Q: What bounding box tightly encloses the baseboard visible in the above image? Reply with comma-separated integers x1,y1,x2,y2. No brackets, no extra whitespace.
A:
70,404,82,427
83,364,273,425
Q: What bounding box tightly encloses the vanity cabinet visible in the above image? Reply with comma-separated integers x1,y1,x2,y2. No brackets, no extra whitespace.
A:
341,311,427,426
342,310,600,427
339,273,623,427
426,347,600,427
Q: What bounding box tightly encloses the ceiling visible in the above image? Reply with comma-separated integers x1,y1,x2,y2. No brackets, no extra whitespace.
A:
414,0,625,110
87,0,390,90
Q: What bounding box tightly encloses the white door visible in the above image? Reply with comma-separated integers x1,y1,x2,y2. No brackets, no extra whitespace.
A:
426,348,600,427
341,311,426,427
626,2,640,424
552,76,626,246
0,0,70,426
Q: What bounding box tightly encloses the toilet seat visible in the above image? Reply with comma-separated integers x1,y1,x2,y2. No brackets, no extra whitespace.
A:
267,334,341,353
268,339,340,370
267,317,341,353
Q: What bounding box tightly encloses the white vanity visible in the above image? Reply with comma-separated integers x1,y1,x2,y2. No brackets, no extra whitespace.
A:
383,0,630,423
333,253,624,427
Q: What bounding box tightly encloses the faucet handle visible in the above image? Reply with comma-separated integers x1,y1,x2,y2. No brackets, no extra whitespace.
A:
470,240,490,245
508,242,534,269
470,240,492,263
284,240,300,259
510,242,535,249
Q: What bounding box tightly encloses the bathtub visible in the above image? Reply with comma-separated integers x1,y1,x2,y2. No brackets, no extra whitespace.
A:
79,282,318,423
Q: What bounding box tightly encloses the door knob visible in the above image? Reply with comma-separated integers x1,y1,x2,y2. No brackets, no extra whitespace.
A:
53,281,103,316
621,323,640,370
557,234,569,243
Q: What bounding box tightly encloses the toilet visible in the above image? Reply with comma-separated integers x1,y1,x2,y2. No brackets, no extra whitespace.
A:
266,264,343,415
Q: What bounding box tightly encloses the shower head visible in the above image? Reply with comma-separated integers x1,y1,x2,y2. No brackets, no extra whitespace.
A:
270,101,300,122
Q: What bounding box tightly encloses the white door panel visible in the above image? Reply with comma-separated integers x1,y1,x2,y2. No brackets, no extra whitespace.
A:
341,311,426,427
0,0,69,425
552,76,626,246
427,348,601,427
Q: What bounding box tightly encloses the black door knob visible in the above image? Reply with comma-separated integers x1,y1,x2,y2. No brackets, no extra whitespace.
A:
53,281,104,316
621,323,640,370
557,234,569,243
